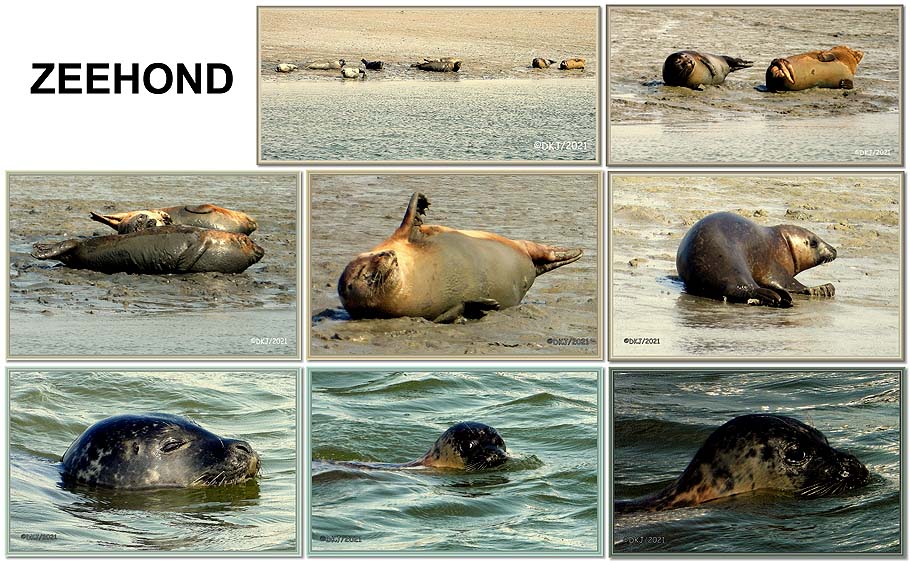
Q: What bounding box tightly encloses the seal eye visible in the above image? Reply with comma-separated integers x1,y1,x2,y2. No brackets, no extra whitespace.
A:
785,446,808,464
809,239,818,248
160,439,185,454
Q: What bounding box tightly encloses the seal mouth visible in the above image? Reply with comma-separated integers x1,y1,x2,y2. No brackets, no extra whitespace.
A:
464,447,510,471
192,441,262,487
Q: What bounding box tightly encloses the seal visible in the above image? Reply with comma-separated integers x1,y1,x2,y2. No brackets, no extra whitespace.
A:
307,59,345,70
316,422,509,472
766,45,864,92
532,58,556,69
275,63,298,73
61,413,261,489
32,225,264,274
361,58,384,70
415,60,461,72
341,66,365,79
90,204,258,234
662,50,752,89
615,414,869,513
559,58,586,70
337,192,583,322
676,211,837,308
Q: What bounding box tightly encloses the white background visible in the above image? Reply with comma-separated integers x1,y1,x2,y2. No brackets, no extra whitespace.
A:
0,0,905,561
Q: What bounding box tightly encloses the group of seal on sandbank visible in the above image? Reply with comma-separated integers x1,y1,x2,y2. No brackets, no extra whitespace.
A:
615,414,869,513
337,192,583,323
676,212,837,308
277,56,464,77
61,413,260,489
532,57,586,70
662,45,863,91
32,204,264,275
315,422,509,471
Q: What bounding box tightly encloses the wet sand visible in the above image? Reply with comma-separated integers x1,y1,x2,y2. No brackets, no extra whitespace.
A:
608,7,900,164
610,175,901,360
259,8,598,162
8,175,299,358
309,174,601,358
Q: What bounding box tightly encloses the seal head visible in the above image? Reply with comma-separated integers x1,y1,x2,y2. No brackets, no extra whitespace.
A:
418,422,510,470
61,413,261,489
616,414,869,513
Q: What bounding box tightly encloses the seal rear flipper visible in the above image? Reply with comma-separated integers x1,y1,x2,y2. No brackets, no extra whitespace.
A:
89,211,122,229
31,240,78,260
526,244,583,275
723,56,753,72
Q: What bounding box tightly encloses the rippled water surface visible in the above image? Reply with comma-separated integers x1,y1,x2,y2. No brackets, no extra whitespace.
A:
309,370,601,554
8,174,298,358
9,371,298,554
610,174,901,360
612,370,900,554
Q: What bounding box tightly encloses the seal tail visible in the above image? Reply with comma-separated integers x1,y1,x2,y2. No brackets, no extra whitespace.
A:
89,211,121,229
31,240,78,260
530,245,583,275
723,56,753,72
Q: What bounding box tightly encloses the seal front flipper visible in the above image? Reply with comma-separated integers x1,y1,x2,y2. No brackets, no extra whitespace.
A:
432,299,501,323
394,192,430,241
750,287,793,308
816,51,837,63
31,240,78,260
801,283,836,298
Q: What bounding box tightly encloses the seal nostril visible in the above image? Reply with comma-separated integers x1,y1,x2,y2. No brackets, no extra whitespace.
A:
233,441,252,455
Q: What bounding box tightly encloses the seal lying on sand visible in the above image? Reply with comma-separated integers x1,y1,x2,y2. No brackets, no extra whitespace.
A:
315,422,509,471
532,58,556,69
662,50,752,89
615,414,869,513
559,58,586,70
307,59,345,70
341,66,365,79
276,63,298,73
766,45,864,92
361,58,383,70
415,60,461,72
90,204,258,234
32,225,264,274
61,413,261,489
338,192,582,322
676,212,836,308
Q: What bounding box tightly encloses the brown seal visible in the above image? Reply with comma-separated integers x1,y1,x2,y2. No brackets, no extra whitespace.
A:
663,50,752,89
766,45,863,91
532,58,556,69
414,60,461,73
559,58,586,70
90,204,258,234
676,212,837,308
616,414,869,513
337,192,582,322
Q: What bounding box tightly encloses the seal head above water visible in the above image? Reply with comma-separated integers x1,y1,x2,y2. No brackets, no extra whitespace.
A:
61,413,261,489
616,414,869,513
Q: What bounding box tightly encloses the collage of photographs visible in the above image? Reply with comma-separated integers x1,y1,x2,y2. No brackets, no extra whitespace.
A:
1,2,906,560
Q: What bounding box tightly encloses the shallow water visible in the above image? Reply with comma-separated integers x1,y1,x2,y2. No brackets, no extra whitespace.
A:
610,174,901,360
309,370,600,554
8,174,298,358
8,370,298,554
612,370,900,554
309,174,600,358
608,7,900,164
261,79,598,162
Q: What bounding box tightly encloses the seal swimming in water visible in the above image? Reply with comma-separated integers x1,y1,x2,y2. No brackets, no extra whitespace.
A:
532,58,556,69
61,413,261,489
337,192,582,322
766,45,863,92
559,58,586,70
315,422,509,471
615,414,869,513
307,59,345,70
361,58,383,70
676,211,836,308
662,50,752,89
32,225,264,274
90,204,258,234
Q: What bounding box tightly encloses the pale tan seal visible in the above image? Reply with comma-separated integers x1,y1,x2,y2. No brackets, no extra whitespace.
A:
766,45,864,91
559,58,586,70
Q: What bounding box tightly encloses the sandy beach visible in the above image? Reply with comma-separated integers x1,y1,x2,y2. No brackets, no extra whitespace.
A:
608,7,900,164
610,174,901,360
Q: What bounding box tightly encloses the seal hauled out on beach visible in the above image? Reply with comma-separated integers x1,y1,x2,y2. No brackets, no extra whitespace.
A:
361,58,384,70
307,59,345,70
90,204,258,234
662,50,753,89
559,58,586,70
766,45,864,92
414,60,462,72
276,63,298,73
337,192,583,322
315,422,509,471
532,58,556,69
676,212,837,308
615,414,869,513
32,225,264,274
61,413,261,489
